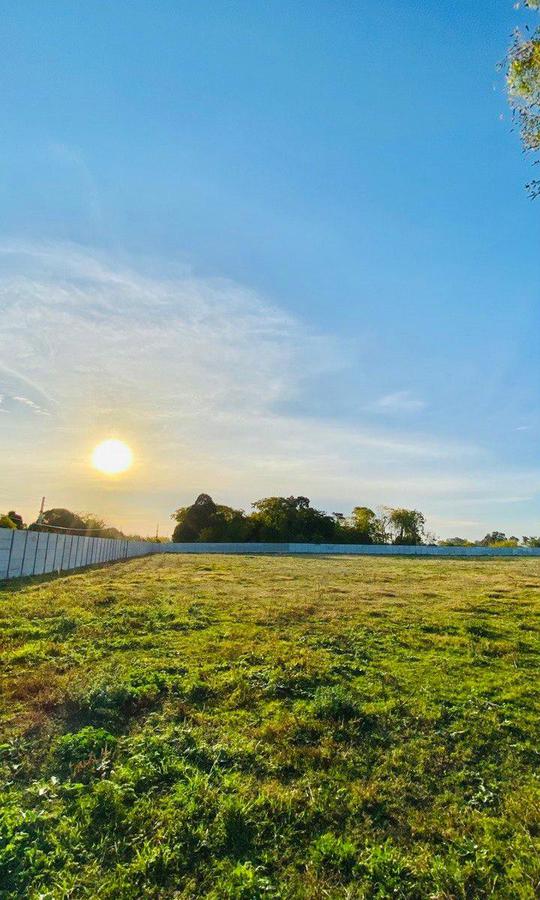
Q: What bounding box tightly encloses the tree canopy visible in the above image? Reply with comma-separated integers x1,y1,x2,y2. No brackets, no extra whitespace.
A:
29,509,127,538
0,515,16,530
171,494,432,545
7,511,24,529
30,508,88,534
507,0,540,195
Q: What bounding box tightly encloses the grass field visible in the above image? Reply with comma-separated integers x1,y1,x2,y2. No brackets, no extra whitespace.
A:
1,554,540,898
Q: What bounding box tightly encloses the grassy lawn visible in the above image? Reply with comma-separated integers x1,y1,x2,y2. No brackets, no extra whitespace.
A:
1,554,539,898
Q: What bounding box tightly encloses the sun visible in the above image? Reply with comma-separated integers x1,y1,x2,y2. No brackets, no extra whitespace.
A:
91,439,133,475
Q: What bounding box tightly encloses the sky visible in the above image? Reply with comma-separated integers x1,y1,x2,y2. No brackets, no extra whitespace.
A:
1,0,539,539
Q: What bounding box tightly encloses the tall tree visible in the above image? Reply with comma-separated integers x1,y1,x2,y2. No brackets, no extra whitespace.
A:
30,508,87,534
386,508,426,545
350,506,388,544
507,1,540,195
171,494,218,542
171,494,251,542
250,496,336,543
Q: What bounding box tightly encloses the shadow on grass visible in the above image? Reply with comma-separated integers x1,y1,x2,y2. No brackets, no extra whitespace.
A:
0,560,134,595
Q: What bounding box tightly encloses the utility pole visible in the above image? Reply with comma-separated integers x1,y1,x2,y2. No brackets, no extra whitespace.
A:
36,496,46,524
155,522,159,541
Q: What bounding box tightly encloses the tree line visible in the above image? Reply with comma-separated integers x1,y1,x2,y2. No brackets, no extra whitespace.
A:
0,508,162,542
170,494,540,547
2,498,538,547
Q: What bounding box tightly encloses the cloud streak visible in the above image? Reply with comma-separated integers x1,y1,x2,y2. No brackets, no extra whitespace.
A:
370,390,426,414
0,242,538,536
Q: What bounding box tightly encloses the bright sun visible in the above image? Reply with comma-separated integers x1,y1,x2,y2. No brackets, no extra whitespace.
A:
91,439,133,475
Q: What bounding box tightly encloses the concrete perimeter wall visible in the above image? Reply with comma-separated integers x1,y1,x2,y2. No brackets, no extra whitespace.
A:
0,528,160,581
2,529,540,581
164,542,540,557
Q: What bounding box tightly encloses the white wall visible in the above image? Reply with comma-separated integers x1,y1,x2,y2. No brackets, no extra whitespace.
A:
164,542,540,557
2,530,540,581
0,528,159,581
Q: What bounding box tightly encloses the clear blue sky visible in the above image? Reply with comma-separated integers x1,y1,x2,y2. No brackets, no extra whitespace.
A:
1,0,539,538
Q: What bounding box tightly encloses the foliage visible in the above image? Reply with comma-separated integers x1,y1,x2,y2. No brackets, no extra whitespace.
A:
384,507,426,545
479,532,519,547
438,536,475,547
26,508,129,539
79,513,124,539
172,494,252,543
507,1,540,195
250,496,336,543
29,507,88,534
7,511,24,529
350,506,384,543
0,515,16,529
0,553,539,896
171,494,426,545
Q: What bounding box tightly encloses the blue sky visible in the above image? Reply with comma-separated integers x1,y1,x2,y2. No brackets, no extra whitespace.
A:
1,0,539,538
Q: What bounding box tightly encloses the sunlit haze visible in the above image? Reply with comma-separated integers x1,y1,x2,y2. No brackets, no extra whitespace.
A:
92,439,133,476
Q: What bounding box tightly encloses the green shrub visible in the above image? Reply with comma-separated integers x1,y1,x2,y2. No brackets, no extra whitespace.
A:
54,726,117,769
0,514,16,529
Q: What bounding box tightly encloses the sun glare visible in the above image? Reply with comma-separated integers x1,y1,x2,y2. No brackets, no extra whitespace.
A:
91,439,133,475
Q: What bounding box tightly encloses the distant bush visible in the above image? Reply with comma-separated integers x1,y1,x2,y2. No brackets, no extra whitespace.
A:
7,510,24,528
0,515,16,529
438,537,474,547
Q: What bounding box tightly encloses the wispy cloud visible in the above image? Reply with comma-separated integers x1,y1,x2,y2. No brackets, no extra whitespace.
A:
13,396,51,415
370,390,426,414
0,242,538,536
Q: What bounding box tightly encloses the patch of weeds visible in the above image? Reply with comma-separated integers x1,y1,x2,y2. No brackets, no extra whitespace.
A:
52,725,117,770
312,685,362,721
355,841,417,896
209,861,277,899
309,831,357,879
50,614,79,639
68,669,183,726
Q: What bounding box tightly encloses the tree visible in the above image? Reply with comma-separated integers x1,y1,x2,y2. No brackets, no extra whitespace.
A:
79,514,107,534
386,508,426,545
349,506,389,544
250,496,336,543
30,508,87,534
7,510,24,529
523,535,540,547
350,507,377,543
479,531,507,546
172,494,217,541
0,515,16,529
507,1,540,195
171,494,252,542
438,537,474,547
79,513,124,539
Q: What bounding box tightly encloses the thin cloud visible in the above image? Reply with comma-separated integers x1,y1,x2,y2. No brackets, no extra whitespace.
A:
0,242,538,537
370,390,427,414
13,396,51,415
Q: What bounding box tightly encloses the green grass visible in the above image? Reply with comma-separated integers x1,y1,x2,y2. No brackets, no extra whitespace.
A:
1,554,539,898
